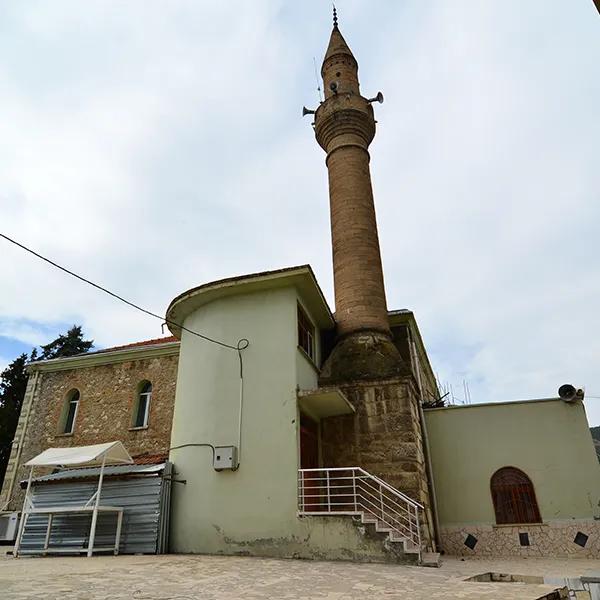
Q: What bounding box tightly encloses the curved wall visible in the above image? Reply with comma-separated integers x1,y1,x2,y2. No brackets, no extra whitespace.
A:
169,287,301,553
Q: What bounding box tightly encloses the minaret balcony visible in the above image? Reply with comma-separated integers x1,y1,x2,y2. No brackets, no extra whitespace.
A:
314,97,376,153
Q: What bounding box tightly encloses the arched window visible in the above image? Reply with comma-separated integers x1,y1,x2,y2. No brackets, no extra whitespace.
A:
490,467,542,525
61,389,80,434
132,381,152,428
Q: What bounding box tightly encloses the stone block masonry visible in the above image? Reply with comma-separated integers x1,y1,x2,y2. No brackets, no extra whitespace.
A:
313,23,411,384
0,348,179,511
326,142,389,337
320,376,436,550
441,521,600,558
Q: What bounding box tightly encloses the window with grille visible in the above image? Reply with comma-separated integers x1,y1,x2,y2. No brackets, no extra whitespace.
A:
490,467,542,525
133,381,152,428
62,390,80,434
297,304,315,361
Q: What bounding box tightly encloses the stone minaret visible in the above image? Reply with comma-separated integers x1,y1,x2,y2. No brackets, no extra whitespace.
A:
314,13,408,384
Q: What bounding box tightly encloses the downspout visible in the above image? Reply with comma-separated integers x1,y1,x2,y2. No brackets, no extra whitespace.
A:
170,339,248,471
235,339,249,469
1,369,40,512
411,341,442,552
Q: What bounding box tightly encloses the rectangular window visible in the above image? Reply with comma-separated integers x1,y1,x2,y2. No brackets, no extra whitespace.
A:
134,394,150,428
64,399,78,434
297,303,315,361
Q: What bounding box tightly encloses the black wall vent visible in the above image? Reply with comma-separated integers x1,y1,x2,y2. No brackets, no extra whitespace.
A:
574,532,588,548
464,534,478,550
519,532,530,546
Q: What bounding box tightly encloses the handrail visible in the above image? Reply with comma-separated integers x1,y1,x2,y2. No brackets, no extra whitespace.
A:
356,467,424,510
355,475,420,517
298,467,423,510
298,467,422,554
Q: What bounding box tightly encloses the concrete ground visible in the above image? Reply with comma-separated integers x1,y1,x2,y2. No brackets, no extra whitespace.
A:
1,549,600,599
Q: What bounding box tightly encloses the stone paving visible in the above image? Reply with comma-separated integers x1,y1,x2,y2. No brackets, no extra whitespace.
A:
1,548,600,599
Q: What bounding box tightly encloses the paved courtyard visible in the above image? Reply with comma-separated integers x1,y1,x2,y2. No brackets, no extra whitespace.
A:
1,549,600,599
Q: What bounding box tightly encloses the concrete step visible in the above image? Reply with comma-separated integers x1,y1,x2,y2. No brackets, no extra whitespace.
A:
375,526,393,533
420,552,441,567
356,512,423,557
360,514,377,523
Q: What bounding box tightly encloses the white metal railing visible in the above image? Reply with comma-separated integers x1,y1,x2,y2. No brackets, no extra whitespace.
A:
298,467,423,552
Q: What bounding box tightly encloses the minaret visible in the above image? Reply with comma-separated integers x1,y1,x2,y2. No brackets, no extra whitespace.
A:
313,11,408,384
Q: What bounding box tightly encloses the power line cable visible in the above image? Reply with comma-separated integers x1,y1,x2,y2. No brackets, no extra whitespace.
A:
0,232,249,353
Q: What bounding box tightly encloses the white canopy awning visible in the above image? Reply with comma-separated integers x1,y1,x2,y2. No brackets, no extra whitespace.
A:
24,441,133,468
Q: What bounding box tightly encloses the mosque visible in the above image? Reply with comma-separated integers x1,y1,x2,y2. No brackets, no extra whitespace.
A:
2,14,599,562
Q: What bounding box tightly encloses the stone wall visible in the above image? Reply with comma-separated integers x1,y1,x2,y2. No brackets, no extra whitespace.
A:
440,521,600,558
320,376,435,550
1,351,178,510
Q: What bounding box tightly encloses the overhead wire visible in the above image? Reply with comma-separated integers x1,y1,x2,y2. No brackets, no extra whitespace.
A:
1,231,250,469
0,232,249,353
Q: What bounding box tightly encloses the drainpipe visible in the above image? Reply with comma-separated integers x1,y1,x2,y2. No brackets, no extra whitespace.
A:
411,341,442,552
1,369,40,512
235,339,249,469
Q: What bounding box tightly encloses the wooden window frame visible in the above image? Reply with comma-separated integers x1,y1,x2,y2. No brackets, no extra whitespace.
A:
297,303,316,362
132,381,152,429
61,389,80,435
490,466,542,525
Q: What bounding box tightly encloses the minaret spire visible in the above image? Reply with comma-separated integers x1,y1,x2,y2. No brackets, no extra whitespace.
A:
312,16,407,384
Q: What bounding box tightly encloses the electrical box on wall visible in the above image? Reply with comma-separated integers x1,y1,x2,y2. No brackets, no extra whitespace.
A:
0,512,19,541
213,446,238,471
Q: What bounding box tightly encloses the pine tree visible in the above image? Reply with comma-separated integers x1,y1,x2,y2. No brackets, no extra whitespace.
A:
0,353,30,487
40,325,93,360
0,326,93,489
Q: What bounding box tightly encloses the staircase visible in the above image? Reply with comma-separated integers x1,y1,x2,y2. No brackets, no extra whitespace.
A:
298,467,423,561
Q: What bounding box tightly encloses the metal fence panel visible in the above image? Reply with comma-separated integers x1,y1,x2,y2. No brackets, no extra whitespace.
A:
20,467,168,555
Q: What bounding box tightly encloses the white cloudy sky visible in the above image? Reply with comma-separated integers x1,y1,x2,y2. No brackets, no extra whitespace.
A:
1,1,599,423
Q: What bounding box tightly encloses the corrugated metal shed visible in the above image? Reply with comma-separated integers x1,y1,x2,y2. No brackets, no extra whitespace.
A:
19,462,172,555
30,463,163,483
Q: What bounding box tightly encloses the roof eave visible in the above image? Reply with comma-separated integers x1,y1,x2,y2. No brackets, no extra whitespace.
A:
166,265,335,338
26,341,180,373
388,309,437,390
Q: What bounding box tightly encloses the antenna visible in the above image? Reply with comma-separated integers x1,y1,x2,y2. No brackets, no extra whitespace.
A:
313,57,322,103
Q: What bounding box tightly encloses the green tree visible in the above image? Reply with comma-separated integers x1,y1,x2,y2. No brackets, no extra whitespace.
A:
40,325,93,360
0,326,93,490
0,353,31,487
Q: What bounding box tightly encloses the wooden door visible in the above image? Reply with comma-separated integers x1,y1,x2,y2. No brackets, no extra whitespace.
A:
300,414,319,469
300,414,321,511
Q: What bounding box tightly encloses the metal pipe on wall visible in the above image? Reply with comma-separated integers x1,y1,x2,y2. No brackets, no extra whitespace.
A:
411,340,442,552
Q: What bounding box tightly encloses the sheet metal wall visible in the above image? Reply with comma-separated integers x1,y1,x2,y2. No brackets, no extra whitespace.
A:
20,468,170,555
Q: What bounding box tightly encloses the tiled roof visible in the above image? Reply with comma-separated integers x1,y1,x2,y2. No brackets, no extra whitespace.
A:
133,453,169,465
94,336,179,354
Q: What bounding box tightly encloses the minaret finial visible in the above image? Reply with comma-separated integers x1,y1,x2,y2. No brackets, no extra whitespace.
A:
333,4,338,29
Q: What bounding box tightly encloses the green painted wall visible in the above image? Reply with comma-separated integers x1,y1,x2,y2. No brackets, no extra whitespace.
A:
425,399,600,525
168,283,397,560
169,287,300,553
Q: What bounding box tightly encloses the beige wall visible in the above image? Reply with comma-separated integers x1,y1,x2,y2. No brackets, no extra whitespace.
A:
425,399,600,526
